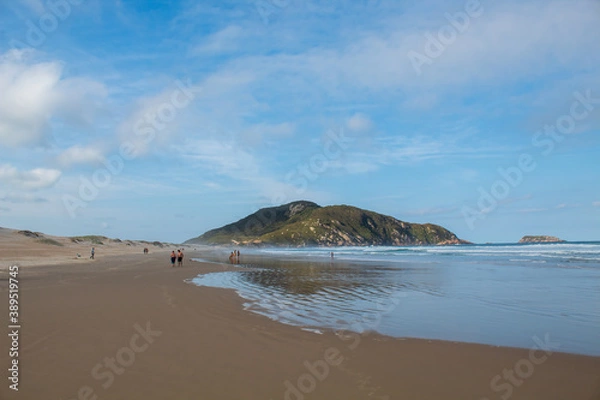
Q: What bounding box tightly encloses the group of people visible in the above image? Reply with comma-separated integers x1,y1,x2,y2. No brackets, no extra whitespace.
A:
229,250,240,264
88,246,186,266
170,249,184,267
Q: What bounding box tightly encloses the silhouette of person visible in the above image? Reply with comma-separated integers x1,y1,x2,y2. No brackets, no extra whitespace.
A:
170,250,176,267
177,249,184,267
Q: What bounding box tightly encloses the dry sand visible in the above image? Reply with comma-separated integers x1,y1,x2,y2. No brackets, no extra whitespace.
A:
0,231,599,399
0,227,182,267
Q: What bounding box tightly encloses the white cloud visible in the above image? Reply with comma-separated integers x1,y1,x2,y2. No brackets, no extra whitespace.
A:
377,132,513,164
346,113,373,132
326,131,509,174
183,138,260,180
349,1,598,89
328,159,379,174
0,164,61,190
380,135,452,163
117,80,199,156
19,0,45,14
517,207,548,214
117,67,265,159
402,93,439,111
0,49,107,148
181,138,324,204
0,50,60,146
0,192,48,203
459,168,479,182
220,0,599,101
405,206,458,217
240,122,295,146
516,203,580,213
190,25,243,56
56,145,104,167
593,202,600,208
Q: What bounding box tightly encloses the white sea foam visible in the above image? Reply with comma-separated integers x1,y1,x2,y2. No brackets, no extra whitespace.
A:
254,242,600,264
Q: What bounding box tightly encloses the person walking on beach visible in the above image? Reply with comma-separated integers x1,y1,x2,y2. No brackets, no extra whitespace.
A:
90,247,95,259
177,249,184,267
170,250,176,267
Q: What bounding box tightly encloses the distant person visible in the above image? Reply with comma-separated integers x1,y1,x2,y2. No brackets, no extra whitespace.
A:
237,250,240,259
177,249,184,267
170,250,176,267
330,251,334,259
90,247,95,260
229,251,235,263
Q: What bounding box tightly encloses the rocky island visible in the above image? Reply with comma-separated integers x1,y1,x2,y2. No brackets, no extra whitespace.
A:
186,201,470,247
518,235,566,244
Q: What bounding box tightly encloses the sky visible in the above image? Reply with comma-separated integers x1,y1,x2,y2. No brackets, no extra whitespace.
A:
0,0,599,244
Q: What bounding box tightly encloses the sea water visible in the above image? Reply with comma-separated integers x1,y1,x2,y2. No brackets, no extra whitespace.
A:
189,243,600,355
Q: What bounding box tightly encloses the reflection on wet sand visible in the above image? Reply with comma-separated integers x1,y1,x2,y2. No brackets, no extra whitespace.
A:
234,255,408,297
191,245,600,355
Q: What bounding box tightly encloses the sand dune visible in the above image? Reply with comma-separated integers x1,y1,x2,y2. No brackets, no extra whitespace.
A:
0,227,187,268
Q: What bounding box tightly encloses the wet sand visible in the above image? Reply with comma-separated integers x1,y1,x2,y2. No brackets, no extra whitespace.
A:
1,250,600,400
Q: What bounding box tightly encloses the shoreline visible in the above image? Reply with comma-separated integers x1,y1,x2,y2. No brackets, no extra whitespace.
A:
4,247,600,357
173,258,600,362
187,251,600,358
1,251,599,399
188,271,599,358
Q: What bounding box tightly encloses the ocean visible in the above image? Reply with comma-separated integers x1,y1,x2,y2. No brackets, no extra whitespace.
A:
189,242,600,355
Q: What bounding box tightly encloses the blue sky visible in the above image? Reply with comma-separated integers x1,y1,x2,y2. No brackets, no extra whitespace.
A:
0,0,599,243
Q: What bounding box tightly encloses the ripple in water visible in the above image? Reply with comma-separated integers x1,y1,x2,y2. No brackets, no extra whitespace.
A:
191,261,406,333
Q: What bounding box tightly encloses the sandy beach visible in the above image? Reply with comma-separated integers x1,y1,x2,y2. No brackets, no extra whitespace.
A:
2,0,598,397
1,235,599,400
0,227,180,267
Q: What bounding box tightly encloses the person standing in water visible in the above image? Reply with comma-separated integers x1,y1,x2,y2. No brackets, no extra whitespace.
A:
170,250,176,267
